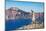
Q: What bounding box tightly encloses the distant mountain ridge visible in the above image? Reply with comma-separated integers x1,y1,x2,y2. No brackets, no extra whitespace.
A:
6,7,30,14
5,7,32,20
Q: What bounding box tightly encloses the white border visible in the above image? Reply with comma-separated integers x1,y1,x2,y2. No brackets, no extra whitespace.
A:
0,0,5,31
0,0,46,31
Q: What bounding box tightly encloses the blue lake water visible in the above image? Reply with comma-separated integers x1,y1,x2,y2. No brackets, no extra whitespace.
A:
5,18,32,30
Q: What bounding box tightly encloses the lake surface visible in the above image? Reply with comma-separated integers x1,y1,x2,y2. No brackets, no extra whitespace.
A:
5,18,32,31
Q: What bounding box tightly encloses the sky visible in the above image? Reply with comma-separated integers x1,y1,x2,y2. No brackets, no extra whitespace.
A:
5,0,44,13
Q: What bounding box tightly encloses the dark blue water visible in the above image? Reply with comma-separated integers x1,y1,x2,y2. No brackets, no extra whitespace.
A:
5,18,32,31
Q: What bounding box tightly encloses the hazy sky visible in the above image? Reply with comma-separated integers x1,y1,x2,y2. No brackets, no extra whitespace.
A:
6,1,44,12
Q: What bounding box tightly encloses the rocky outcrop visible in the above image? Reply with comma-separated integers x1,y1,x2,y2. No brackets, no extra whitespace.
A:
5,7,32,20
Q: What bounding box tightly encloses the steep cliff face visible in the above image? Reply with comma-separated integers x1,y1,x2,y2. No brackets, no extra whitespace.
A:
5,7,31,20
